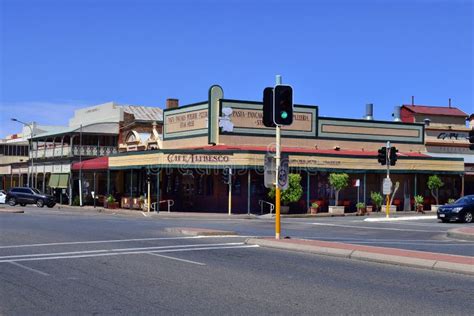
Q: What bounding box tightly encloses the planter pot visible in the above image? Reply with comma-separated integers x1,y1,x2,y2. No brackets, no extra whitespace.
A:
328,206,345,215
416,205,424,213
280,206,290,214
309,207,319,215
366,206,373,213
106,202,118,209
357,207,367,215
431,205,440,212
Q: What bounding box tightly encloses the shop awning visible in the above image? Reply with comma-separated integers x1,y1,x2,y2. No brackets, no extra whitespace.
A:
49,173,69,188
72,157,109,171
48,174,59,188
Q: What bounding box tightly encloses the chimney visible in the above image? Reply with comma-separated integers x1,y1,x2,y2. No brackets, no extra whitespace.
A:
166,98,179,109
448,98,452,108
392,106,401,122
411,96,415,106
365,103,373,120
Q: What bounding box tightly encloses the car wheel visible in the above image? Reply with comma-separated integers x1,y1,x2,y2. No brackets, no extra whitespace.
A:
463,211,473,224
36,199,45,208
20,203,26,207
8,198,16,206
46,203,55,208
440,219,449,223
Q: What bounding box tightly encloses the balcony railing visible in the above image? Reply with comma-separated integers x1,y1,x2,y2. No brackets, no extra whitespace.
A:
30,145,117,159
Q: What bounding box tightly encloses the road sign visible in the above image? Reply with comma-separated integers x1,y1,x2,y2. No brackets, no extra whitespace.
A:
383,178,392,195
264,153,276,188
278,154,289,190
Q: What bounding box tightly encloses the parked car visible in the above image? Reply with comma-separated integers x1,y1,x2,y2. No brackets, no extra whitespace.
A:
0,190,6,204
6,187,56,208
437,195,474,223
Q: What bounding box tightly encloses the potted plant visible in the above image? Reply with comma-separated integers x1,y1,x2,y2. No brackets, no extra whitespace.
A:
268,173,303,214
309,202,319,215
370,192,383,212
356,202,366,215
427,175,444,211
104,195,118,209
328,173,349,215
414,195,424,213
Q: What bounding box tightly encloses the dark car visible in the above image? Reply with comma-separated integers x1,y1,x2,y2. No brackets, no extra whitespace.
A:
437,195,474,223
6,187,56,208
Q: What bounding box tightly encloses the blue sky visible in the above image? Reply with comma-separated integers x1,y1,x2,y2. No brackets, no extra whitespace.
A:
0,0,472,137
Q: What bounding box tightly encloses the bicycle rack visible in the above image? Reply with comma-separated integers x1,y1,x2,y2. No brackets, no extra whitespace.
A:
258,200,275,215
154,199,174,213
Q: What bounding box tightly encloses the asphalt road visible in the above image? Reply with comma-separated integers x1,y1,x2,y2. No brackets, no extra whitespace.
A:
1,207,473,315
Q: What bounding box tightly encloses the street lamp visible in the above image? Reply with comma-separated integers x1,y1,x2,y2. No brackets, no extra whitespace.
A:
11,118,34,188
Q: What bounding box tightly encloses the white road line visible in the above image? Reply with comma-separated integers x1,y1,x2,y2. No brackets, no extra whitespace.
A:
0,242,245,260
310,222,445,233
0,235,243,249
364,216,437,222
0,244,259,263
8,261,50,276
147,252,206,266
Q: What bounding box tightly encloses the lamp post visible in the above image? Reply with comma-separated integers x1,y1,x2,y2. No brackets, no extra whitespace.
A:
11,118,34,187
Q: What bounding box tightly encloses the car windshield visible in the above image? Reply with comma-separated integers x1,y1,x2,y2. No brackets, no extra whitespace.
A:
31,188,42,194
455,196,474,204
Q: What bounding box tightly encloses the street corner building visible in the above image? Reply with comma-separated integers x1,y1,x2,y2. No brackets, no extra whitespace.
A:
1,87,472,214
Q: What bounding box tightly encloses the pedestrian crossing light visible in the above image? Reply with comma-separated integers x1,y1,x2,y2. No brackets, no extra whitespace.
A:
389,147,398,166
273,85,293,125
222,168,231,184
377,147,387,165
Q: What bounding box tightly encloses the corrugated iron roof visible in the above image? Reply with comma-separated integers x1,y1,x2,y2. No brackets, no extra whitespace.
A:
402,105,467,117
121,105,163,122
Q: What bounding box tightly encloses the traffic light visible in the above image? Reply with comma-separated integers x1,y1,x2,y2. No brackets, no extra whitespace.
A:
273,85,293,125
146,173,151,183
262,87,276,128
222,168,231,184
377,147,387,165
469,129,474,151
389,147,398,166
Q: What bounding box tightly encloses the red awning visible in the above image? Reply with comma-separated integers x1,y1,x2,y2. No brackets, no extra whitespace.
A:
72,157,109,171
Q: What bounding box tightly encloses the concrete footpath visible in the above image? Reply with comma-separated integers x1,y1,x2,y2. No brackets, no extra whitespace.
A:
245,237,474,275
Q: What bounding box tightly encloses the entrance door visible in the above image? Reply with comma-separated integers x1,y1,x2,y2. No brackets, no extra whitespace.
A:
181,172,195,210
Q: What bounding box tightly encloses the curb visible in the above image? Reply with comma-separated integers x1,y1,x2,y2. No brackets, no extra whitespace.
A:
164,227,237,236
447,227,474,241
245,238,474,275
0,208,24,214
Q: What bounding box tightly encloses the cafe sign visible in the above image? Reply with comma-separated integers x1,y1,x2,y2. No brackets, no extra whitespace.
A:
167,153,231,164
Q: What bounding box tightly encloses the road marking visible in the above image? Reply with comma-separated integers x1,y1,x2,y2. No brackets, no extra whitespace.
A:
309,222,445,233
8,261,50,276
147,252,206,266
0,244,259,263
364,216,437,222
0,242,245,260
0,235,249,249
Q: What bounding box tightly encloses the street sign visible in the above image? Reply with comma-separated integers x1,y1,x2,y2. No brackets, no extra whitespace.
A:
264,153,276,188
383,178,392,195
278,154,289,190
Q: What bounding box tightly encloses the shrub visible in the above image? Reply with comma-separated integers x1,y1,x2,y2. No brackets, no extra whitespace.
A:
268,173,303,206
106,195,115,203
356,202,365,209
329,173,349,206
448,198,455,204
370,192,383,211
72,196,81,206
414,195,424,207
311,202,319,208
427,175,444,205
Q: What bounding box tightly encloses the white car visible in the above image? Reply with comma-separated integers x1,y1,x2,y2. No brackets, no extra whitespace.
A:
0,190,6,204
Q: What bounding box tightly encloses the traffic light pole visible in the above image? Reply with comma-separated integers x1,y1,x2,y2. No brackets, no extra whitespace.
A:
275,75,282,240
385,141,390,218
228,168,232,216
